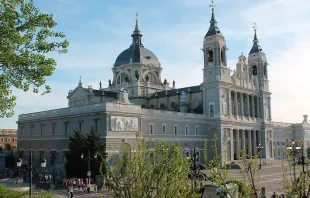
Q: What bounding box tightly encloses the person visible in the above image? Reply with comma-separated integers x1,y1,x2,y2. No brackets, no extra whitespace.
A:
271,192,278,198
87,182,90,193
70,185,74,198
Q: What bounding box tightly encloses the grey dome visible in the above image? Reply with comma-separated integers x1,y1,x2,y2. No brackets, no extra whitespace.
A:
114,46,160,67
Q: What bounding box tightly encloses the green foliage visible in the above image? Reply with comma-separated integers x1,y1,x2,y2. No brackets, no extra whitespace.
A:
66,126,107,178
4,143,12,151
240,149,261,198
107,133,200,198
0,0,69,118
0,184,26,198
0,184,53,197
199,164,206,170
281,139,310,197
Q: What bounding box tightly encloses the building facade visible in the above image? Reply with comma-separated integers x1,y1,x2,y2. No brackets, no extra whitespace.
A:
0,129,17,150
16,8,305,175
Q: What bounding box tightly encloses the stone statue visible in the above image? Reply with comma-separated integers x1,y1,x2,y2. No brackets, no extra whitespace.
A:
99,81,102,89
180,91,186,104
163,78,167,85
108,79,111,87
173,80,175,87
145,75,149,82
135,71,139,80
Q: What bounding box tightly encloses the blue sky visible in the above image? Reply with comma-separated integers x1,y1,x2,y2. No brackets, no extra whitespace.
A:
1,0,310,128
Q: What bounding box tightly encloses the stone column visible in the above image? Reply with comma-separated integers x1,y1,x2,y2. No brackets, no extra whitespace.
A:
234,92,238,116
252,130,257,155
247,130,252,158
251,95,255,117
268,97,272,121
235,129,240,160
230,128,234,161
240,93,244,117
246,94,250,117
228,90,232,118
241,129,245,156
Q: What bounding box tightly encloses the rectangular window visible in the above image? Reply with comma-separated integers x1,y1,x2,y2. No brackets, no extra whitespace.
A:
79,121,83,131
0,138,3,142
65,122,68,135
21,126,24,137
195,126,199,135
185,126,188,135
30,125,34,136
277,142,279,146
40,124,44,136
174,125,178,135
94,119,99,132
210,104,214,117
150,125,153,134
132,90,134,96
162,125,166,134
52,123,56,135
7,138,10,142
278,149,281,159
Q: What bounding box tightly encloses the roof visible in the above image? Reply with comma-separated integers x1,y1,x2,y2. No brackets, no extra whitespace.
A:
205,9,223,37
114,46,160,67
83,88,118,98
249,31,264,54
149,85,201,99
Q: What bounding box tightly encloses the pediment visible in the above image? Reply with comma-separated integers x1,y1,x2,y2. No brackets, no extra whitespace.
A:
68,87,89,99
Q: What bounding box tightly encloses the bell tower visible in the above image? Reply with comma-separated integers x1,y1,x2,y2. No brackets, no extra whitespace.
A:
202,5,230,84
248,23,272,122
202,2,231,118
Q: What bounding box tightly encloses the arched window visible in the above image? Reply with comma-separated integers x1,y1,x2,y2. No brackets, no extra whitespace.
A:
252,65,257,75
208,50,213,63
221,49,225,63
160,103,166,109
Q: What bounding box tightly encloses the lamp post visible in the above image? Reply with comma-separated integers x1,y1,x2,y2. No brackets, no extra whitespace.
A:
41,159,46,183
16,158,22,185
287,139,307,198
28,150,33,197
186,147,213,191
256,144,264,169
81,149,97,186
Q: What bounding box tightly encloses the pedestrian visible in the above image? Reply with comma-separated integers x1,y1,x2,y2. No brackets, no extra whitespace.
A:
87,182,90,193
271,192,278,198
70,185,74,198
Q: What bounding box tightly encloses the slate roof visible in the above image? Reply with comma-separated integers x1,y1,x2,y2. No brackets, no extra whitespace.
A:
83,88,118,98
114,19,160,67
149,85,201,99
205,9,223,37
249,31,264,54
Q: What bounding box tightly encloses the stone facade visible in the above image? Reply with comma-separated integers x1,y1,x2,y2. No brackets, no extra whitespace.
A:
16,8,308,176
0,129,17,150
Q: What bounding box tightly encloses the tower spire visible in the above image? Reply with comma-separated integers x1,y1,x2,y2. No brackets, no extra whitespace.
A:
131,13,143,47
78,76,82,87
249,22,263,54
205,0,222,37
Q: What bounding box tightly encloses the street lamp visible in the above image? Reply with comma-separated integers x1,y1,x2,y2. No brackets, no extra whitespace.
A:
81,149,98,186
41,159,46,183
287,139,307,198
16,158,22,180
256,144,264,169
187,147,213,190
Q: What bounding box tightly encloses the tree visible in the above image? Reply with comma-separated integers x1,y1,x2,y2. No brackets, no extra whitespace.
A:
66,127,107,178
107,133,200,198
281,139,310,197
4,143,11,151
66,129,87,177
0,0,69,118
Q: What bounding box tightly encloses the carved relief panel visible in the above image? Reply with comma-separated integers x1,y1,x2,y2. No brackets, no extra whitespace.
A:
110,116,139,132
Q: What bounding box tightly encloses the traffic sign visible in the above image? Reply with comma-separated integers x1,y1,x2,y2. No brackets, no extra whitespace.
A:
50,183,55,189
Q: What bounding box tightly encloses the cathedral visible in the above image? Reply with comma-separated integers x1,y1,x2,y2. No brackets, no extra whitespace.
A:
17,7,309,175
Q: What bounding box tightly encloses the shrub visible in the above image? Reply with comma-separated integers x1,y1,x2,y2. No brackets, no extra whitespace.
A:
199,164,206,170
0,184,52,198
